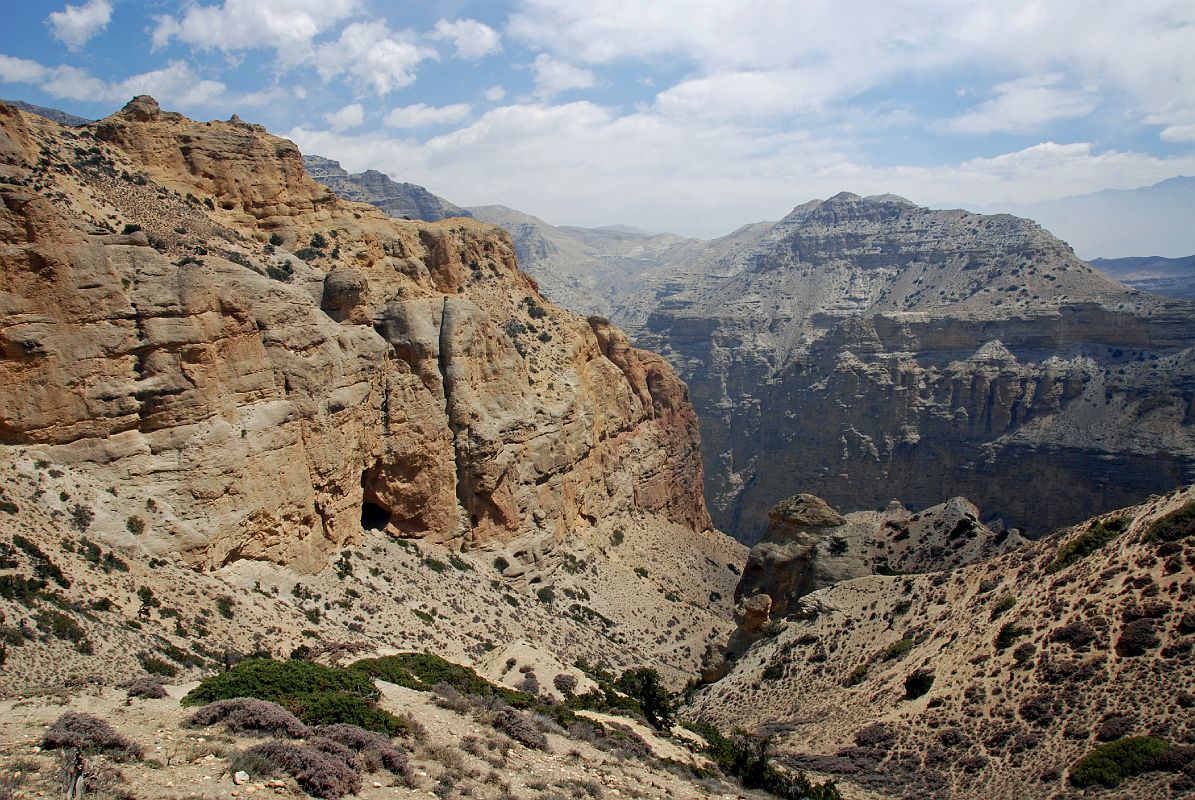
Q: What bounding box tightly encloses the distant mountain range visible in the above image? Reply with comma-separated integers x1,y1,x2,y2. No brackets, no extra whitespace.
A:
973,176,1195,260
1089,253,1195,300
0,98,91,127
301,154,471,222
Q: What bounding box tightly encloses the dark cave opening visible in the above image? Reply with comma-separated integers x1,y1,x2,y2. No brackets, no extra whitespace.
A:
361,501,392,532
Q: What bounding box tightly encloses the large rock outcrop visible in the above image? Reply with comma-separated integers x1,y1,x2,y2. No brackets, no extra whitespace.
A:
0,97,711,572
711,492,1027,675
628,193,1195,541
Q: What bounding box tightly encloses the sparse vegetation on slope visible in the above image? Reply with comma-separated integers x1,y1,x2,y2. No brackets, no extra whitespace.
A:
1069,736,1173,788
181,657,409,735
1046,516,1129,573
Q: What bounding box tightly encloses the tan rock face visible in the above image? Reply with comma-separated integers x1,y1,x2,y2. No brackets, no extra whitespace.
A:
0,98,710,571
736,494,1027,617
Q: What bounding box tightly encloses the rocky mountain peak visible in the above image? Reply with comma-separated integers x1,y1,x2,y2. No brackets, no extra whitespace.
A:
116,94,161,121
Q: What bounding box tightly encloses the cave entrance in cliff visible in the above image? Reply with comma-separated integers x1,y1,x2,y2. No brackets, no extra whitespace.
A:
359,467,393,532
361,501,392,532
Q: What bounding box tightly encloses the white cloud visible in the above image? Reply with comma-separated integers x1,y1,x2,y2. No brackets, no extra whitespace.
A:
46,0,112,51
429,19,501,59
112,62,228,107
0,54,236,110
40,64,109,101
1160,124,1195,142
384,103,471,128
312,21,437,95
531,54,594,99
948,75,1097,134
509,0,1195,132
151,0,360,58
325,102,364,131
654,69,859,120
290,96,1195,241
484,86,506,102
0,54,49,85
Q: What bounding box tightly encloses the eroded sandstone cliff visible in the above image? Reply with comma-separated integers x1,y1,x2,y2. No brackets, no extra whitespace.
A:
0,97,710,573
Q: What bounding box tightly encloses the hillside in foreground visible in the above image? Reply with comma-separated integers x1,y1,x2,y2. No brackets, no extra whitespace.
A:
693,487,1195,799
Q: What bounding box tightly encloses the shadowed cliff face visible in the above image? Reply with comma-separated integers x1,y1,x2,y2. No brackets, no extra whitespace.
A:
630,193,1195,542
0,97,710,571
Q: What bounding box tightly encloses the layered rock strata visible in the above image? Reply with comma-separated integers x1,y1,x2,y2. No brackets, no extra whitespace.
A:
0,97,710,572
631,193,1195,541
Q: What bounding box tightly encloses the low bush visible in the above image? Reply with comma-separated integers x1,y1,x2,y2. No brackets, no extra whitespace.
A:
1047,517,1129,573
1116,619,1159,657
492,707,549,750
294,692,410,736
904,671,934,700
881,639,913,660
843,663,868,688
125,678,167,700
1070,736,1171,788
43,713,144,760
182,657,405,734
995,622,1030,650
1050,621,1096,650
351,653,529,706
1147,501,1195,542
316,724,411,777
186,698,312,738
184,658,378,707
990,596,1016,620
234,740,361,800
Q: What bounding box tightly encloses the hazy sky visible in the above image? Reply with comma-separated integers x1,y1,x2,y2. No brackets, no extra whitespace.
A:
2,1,1194,239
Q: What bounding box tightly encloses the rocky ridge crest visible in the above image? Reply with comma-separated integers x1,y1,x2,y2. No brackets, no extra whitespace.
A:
0,96,710,573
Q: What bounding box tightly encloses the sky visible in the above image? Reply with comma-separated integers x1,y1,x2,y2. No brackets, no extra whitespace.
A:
1,1,1194,245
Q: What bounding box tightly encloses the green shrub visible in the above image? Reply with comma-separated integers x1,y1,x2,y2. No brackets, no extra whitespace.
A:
139,654,178,677
843,663,869,688
685,722,841,800
422,557,447,573
352,653,529,703
182,658,408,735
216,596,235,619
35,608,86,644
1047,517,1129,573
881,639,913,660
493,556,509,571
614,667,674,730
536,586,555,604
183,658,378,707
990,596,1016,619
1147,501,1195,542
125,515,146,535
995,622,1030,650
904,671,934,700
291,692,409,736
1070,736,1171,788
